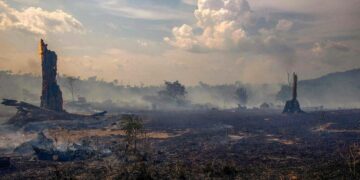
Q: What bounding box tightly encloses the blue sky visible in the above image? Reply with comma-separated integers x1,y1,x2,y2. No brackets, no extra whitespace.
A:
0,0,359,85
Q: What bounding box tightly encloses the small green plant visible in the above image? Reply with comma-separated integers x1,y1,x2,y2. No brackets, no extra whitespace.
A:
121,114,144,153
339,143,360,178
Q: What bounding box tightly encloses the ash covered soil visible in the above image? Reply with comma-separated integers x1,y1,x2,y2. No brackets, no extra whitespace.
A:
1,109,360,179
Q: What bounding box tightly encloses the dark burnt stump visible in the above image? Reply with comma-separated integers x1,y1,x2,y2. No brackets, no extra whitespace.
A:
283,73,304,113
283,99,303,113
39,39,64,112
1,40,107,126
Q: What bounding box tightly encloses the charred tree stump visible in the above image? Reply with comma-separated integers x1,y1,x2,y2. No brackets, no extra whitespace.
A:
1,40,107,126
39,39,64,112
283,73,304,113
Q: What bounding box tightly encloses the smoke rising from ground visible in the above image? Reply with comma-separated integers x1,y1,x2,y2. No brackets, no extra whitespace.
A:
0,69,359,113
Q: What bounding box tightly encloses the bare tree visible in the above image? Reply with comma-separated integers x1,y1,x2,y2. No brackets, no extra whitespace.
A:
235,87,248,106
65,76,77,102
287,72,292,87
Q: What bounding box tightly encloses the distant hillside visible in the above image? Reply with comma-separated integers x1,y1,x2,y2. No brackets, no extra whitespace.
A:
277,69,360,108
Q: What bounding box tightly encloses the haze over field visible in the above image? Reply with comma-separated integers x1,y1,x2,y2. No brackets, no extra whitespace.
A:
0,68,359,111
0,0,359,85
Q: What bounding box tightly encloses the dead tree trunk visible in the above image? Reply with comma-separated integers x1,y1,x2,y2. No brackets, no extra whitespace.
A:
39,39,64,112
283,73,304,114
1,40,107,126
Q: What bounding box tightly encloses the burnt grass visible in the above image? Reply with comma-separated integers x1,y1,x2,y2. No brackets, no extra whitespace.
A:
1,109,360,179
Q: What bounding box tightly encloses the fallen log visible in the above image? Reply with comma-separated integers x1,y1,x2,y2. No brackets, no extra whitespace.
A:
0,157,11,169
91,111,107,118
2,99,107,126
33,146,96,162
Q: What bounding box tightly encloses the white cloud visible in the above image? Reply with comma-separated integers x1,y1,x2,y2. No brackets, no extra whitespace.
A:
312,41,351,54
12,0,39,5
312,42,323,54
165,0,252,51
0,0,84,35
137,40,149,48
182,0,197,6
98,0,190,20
276,19,293,32
164,24,199,50
106,22,118,30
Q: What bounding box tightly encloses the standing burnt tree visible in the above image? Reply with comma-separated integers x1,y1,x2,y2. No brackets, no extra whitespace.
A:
65,76,78,102
283,73,304,113
39,39,64,112
235,87,248,106
158,80,188,105
1,40,107,125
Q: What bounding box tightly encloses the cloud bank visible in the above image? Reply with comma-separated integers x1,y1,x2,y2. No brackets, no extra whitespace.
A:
0,0,83,35
165,0,296,54
98,0,191,21
0,0,359,85
165,0,252,51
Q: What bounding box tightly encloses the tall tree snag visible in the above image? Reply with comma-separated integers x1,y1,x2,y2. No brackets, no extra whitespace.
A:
39,39,64,112
283,73,304,113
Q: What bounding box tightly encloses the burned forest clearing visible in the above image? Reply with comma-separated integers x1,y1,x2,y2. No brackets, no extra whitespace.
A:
0,39,359,179
0,10,360,180
0,108,360,179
